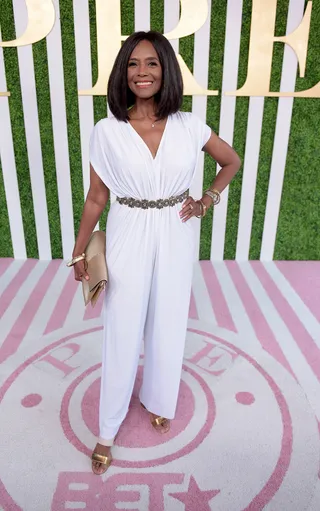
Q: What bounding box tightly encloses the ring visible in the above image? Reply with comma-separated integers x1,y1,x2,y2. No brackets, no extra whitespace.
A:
190,204,194,210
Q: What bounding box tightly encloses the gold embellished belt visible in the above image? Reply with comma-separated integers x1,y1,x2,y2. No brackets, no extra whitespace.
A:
116,190,189,210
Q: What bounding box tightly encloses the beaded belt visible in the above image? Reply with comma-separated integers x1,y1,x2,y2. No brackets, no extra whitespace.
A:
116,190,189,209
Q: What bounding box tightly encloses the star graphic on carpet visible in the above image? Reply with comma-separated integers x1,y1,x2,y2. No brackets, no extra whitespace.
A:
169,475,220,510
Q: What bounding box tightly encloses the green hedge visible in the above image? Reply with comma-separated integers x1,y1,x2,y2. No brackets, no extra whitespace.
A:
0,0,319,259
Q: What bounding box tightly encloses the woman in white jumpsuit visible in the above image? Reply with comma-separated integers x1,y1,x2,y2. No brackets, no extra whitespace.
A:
70,31,241,475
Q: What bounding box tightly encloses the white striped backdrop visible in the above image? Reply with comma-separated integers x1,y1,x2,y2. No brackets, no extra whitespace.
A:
0,0,307,261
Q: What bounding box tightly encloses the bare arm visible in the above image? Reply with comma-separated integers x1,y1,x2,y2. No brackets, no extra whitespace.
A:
201,131,241,208
72,164,109,281
180,131,241,221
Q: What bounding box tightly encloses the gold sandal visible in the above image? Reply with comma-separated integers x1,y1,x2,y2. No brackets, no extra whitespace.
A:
91,450,113,475
140,402,170,433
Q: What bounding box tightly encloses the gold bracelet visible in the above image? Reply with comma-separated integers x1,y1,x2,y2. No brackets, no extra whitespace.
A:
66,253,86,267
196,200,207,218
200,199,207,217
195,200,203,218
205,188,221,205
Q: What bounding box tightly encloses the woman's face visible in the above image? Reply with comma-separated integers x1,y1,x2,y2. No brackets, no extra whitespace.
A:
127,40,162,99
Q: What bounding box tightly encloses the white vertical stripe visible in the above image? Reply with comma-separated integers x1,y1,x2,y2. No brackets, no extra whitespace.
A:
12,1,51,260
0,262,50,344
192,263,217,324
236,98,264,260
260,1,305,260
73,2,101,231
0,31,26,259
164,0,180,53
73,0,94,199
210,0,243,261
213,262,260,349
135,0,150,31
239,261,320,419
190,0,212,260
263,262,320,348
46,0,75,259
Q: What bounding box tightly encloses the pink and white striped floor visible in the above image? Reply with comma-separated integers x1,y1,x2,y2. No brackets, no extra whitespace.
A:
0,258,319,510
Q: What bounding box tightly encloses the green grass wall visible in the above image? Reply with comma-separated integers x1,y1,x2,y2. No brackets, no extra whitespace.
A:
0,0,319,260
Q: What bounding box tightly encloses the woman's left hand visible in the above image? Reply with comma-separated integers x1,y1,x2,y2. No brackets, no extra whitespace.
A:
179,196,202,222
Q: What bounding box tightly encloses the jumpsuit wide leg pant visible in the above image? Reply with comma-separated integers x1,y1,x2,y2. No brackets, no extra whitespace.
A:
98,202,195,446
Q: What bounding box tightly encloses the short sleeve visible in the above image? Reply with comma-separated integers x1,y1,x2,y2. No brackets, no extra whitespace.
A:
89,120,110,187
202,121,212,148
191,113,212,149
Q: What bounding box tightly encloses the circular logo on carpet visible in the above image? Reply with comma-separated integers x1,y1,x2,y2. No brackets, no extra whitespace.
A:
0,321,319,510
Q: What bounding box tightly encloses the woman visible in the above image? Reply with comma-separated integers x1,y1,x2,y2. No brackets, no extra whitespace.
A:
69,30,241,475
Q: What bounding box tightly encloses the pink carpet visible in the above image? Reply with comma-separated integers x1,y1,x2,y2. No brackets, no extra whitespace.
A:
0,259,319,510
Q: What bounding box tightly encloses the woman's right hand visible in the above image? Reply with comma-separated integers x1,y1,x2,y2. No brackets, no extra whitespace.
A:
73,259,89,282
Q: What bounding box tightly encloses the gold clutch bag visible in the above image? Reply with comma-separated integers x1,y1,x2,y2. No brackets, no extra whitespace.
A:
82,231,108,307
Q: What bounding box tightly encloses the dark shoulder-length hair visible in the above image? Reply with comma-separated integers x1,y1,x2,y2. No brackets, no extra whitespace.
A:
107,31,183,121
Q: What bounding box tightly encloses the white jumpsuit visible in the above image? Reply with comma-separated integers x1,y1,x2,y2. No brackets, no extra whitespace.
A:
89,111,212,445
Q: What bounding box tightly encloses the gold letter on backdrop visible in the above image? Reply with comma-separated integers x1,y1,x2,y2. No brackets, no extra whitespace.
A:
79,0,121,96
0,0,55,47
79,0,218,96
226,0,317,97
164,0,218,96
0,0,55,97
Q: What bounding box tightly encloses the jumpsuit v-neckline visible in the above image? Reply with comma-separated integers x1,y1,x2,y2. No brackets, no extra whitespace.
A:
127,115,169,161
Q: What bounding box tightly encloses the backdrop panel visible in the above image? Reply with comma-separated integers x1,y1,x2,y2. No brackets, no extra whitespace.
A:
0,0,319,261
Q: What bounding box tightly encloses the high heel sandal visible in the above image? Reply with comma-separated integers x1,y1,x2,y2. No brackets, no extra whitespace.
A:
140,402,170,433
91,432,119,475
91,450,112,475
